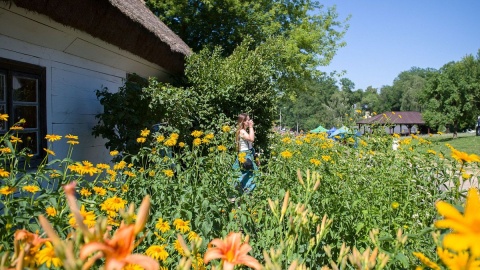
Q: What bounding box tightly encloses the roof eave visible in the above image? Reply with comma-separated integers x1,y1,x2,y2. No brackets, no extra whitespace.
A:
3,0,192,75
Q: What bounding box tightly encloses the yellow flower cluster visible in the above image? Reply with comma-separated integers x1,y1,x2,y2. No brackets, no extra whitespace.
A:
69,205,96,228
0,186,15,195
310,158,321,166
414,188,480,269
173,218,190,234
238,152,247,163
222,125,231,132
164,133,179,147
162,169,174,178
100,196,127,217
280,150,292,159
191,130,203,138
68,161,100,176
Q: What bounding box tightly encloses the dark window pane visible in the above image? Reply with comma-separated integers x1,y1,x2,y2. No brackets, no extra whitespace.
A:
0,105,5,131
12,75,37,102
0,73,5,102
13,105,37,128
15,132,39,156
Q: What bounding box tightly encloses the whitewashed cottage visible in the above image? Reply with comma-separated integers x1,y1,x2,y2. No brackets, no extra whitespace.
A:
0,0,191,165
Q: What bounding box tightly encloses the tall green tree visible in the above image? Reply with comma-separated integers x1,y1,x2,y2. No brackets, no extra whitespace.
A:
324,90,351,127
378,85,401,112
395,67,436,111
421,51,480,133
281,76,339,130
146,0,348,95
360,86,381,114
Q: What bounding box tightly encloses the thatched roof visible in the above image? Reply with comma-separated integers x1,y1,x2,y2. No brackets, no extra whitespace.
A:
357,111,425,125
2,0,191,75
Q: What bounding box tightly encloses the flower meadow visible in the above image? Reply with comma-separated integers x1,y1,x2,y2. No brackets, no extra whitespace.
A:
1,117,480,269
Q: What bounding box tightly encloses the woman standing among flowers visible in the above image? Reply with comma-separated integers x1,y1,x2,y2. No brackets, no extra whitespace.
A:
233,113,258,194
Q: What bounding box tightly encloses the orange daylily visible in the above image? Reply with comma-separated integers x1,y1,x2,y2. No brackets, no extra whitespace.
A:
79,196,158,270
204,232,262,270
13,229,49,268
80,223,158,270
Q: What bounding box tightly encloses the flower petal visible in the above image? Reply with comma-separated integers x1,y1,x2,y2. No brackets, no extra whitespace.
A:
464,188,480,221
80,242,113,260
434,220,473,233
238,254,262,270
436,201,463,221
204,248,225,264
443,233,471,252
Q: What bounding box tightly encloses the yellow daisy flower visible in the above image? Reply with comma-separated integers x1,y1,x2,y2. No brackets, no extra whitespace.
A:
68,205,96,228
222,125,231,132
191,130,203,138
193,138,201,146
65,134,78,140
35,241,62,268
156,135,165,142
10,136,22,143
80,188,92,197
45,134,62,142
173,218,190,233
46,207,57,217
146,245,169,261
0,168,10,178
92,186,107,196
0,186,16,195
162,169,174,178
22,185,40,193
435,188,480,255
140,128,150,137
280,150,292,159
156,218,171,233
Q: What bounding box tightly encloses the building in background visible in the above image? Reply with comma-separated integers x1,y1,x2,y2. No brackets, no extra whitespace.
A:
0,0,191,164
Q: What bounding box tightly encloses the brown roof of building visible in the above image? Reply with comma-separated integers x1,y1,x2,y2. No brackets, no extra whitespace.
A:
357,111,425,125
2,0,192,75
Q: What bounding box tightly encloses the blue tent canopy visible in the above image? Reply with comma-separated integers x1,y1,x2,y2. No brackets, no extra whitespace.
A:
327,127,336,135
328,126,349,138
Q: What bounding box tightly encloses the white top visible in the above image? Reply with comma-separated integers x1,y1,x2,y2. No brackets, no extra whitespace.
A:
239,129,252,151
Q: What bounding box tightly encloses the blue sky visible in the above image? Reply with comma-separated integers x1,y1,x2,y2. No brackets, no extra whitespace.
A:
320,0,480,91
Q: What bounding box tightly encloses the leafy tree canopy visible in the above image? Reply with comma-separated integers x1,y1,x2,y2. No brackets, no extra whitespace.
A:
420,51,480,132
93,41,277,153
146,0,349,95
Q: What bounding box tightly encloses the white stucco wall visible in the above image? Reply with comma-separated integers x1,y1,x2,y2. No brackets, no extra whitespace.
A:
0,4,171,164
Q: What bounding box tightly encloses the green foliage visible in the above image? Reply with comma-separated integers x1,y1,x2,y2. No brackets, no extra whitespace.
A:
146,0,348,95
93,41,278,153
92,75,160,155
421,52,480,132
183,40,278,150
280,76,338,130
0,121,476,269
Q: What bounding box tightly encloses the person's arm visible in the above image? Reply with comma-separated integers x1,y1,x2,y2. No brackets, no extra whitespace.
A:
242,121,255,142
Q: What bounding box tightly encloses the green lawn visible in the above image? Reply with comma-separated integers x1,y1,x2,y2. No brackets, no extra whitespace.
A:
427,132,480,156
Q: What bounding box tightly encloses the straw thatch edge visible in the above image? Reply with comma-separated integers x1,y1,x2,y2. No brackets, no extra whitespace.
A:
2,0,192,75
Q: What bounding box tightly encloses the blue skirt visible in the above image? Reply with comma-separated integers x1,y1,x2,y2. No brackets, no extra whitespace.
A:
232,148,258,193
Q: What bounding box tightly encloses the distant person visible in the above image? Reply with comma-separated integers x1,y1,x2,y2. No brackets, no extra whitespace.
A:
232,113,258,195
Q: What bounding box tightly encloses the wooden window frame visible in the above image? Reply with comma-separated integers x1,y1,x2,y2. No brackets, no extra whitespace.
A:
0,57,47,166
